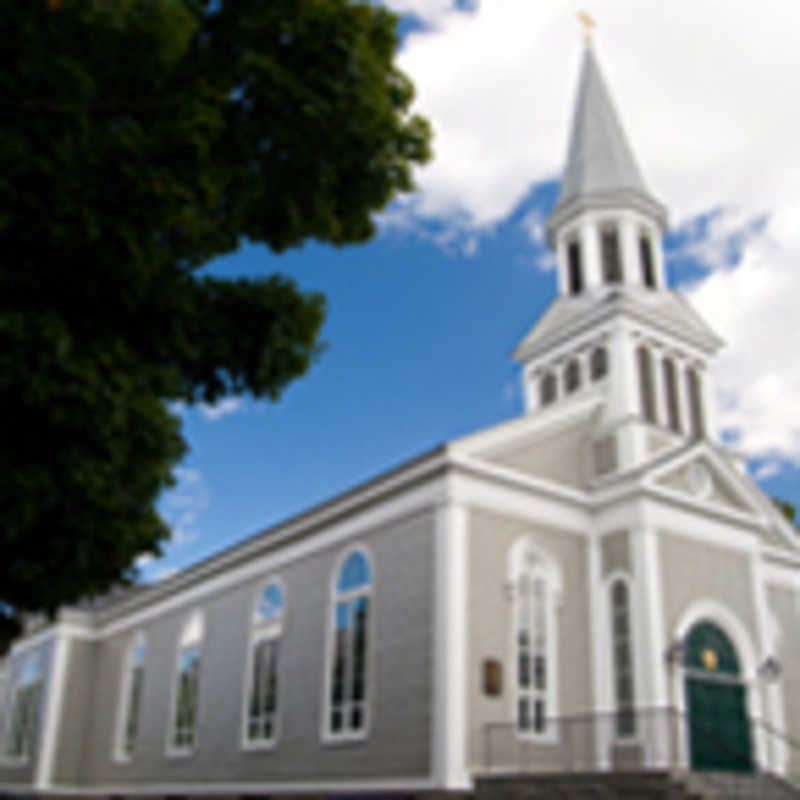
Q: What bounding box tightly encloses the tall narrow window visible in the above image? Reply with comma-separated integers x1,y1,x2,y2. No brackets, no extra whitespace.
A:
117,633,147,759
540,372,556,407
640,236,656,288
637,346,656,424
601,227,622,283
564,359,581,394
512,540,560,739
610,579,635,737
170,612,203,754
567,240,583,295
662,358,681,433
327,549,371,738
687,367,705,439
245,580,284,746
590,346,608,381
4,653,41,761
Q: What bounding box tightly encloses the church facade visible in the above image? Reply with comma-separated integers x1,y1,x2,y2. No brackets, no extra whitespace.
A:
1,40,799,799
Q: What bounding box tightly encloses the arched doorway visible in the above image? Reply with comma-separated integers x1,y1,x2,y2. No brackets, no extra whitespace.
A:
684,620,753,772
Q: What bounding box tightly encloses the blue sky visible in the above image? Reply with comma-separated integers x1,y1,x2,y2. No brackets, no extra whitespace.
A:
138,2,800,580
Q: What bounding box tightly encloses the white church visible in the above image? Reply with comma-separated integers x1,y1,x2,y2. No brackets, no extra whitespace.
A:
1,30,799,800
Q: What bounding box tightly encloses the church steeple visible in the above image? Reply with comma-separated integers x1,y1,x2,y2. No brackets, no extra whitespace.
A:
547,39,668,296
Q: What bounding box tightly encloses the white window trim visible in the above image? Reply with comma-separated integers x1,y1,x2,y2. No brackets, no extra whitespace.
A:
508,537,562,744
1,653,42,765
321,543,374,745
241,577,286,752
166,610,204,758
603,571,639,744
112,631,146,763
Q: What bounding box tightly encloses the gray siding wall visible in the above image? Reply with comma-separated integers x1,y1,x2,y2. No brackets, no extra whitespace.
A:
52,639,98,784
73,508,435,789
0,638,55,787
466,507,591,768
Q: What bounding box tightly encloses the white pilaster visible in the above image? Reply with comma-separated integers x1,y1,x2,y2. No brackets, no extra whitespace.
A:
34,633,70,790
620,214,639,285
630,519,669,767
588,533,612,770
433,499,470,790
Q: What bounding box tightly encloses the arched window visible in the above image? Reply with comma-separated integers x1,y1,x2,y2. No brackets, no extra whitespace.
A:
662,357,681,433
117,632,147,759
687,367,705,439
169,611,204,754
245,580,285,746
326,548,371,738
609,579,635,737
567,240,583,295
637,346,656,424
590,346,608,381
511,540,561,739
5,653,41,760
601,226,622,283
640,236,656,288
540,372,556,407
564,359,581,394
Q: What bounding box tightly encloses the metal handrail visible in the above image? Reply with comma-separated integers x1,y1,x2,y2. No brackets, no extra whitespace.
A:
481,706,800,799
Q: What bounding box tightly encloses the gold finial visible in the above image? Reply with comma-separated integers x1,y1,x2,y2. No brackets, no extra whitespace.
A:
578,10,596,45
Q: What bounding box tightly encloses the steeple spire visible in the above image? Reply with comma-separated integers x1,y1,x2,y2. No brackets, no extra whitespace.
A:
547,41,667,245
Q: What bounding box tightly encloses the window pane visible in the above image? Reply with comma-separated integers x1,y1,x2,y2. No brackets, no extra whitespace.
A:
534,699,545,732
351,597,369,702
518,698,530,730
257,582,285,623
337,552,371,592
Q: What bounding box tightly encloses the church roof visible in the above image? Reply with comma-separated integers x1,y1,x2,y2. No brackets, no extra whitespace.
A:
547,45,667,243
513,287,724,363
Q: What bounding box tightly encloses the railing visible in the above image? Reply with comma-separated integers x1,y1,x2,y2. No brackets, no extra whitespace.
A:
481,707,800,799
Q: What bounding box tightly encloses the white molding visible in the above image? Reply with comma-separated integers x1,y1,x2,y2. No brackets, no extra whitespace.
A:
0,777,440,796
320,544,374,745
9,623,94,657
34,633,68,789
432,496,470,790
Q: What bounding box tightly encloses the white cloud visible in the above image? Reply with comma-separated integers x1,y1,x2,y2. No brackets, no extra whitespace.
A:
198,396,243,421
135,553,155,569
685,207,800,463
161,466,210,547
387,1,800,463
752,460,784,481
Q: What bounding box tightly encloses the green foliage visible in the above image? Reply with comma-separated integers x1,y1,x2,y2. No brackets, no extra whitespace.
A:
0,0,431,651
772,497,797,526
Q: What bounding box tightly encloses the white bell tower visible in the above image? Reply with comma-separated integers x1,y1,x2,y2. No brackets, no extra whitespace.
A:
514,37,724,477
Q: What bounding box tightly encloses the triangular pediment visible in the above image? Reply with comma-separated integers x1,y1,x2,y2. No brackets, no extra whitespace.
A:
644,444,800,553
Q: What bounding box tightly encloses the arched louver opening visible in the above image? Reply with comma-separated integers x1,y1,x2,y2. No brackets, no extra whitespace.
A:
567,240,583,295
590,347,608,381
540,372,557,407
637,346,656,424
564,359,581,394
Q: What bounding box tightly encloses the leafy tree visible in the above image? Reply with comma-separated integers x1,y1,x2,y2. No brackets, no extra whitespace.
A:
772,497,797,527
0,0,431,651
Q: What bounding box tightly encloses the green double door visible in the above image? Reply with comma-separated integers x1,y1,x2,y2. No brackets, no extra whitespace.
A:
684,621,753,773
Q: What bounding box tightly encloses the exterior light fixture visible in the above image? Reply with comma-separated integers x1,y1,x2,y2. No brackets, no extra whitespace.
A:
758,656,782,683
665,639,686,665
